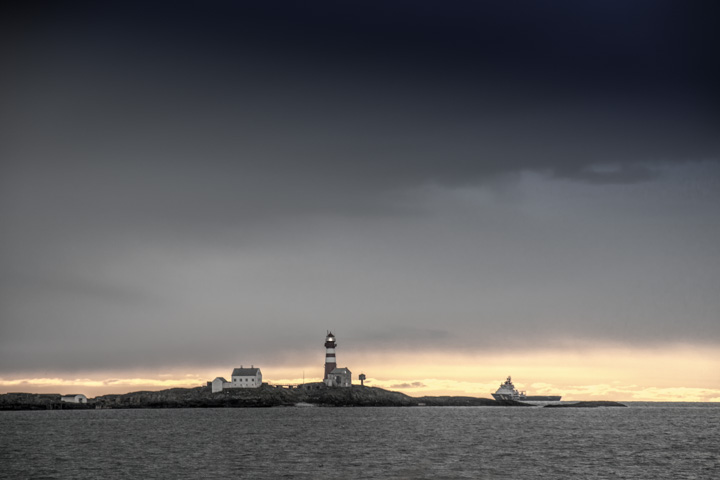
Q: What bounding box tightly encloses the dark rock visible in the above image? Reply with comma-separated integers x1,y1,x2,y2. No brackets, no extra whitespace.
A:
0,393,93,410
90,385,418,409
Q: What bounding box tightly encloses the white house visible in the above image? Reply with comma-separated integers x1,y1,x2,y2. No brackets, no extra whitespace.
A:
212,366,262,393
60,394,88,404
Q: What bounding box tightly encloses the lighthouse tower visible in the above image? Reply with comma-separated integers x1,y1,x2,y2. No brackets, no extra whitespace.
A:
324,331,337,379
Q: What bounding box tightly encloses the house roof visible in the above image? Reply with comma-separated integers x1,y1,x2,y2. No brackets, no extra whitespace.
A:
213,377,228,383
232,367,260,377
61,394,86,398
330,367,351,374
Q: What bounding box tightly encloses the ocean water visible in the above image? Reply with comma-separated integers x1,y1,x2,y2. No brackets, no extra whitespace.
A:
1,404,718,479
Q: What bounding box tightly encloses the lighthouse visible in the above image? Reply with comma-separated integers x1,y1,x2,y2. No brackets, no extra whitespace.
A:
324,331,337,379
323,331,352,387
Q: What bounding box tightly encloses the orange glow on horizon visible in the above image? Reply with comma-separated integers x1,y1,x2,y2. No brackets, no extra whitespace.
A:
2,344,719,402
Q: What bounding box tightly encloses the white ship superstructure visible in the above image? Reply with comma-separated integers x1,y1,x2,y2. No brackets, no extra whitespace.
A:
491,376,562,402
492,376,526,401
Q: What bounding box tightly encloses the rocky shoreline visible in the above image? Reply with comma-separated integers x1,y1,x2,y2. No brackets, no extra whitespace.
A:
0,386,625,410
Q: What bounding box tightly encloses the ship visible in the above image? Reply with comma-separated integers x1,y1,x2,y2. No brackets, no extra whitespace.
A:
491,376,562,401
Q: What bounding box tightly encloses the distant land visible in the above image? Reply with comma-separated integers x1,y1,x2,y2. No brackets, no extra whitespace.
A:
0,385,626,410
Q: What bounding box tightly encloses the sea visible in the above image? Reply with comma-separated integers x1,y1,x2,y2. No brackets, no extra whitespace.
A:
1,403,718,479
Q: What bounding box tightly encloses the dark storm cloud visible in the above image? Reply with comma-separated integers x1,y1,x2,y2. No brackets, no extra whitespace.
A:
3,1,719,197
1,1,719,374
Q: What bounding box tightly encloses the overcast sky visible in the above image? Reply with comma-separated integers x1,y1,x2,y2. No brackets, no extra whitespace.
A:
1,1,719,392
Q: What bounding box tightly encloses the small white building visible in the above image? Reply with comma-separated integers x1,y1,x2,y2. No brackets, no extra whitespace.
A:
324,367,352,387
60,394,88,404
211,377,228,393
212,366,262,393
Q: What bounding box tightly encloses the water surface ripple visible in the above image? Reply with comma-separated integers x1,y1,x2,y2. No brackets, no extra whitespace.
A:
1,405,718,479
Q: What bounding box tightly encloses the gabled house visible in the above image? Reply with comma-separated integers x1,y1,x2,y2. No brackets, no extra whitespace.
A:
211,366,262,393
231,366,262,388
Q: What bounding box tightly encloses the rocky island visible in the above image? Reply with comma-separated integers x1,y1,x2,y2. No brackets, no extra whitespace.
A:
1,385,541,410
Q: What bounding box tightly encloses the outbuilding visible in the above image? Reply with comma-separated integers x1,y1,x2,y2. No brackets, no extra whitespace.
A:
324,367,352,387
60,394,88,404
211,377,228,393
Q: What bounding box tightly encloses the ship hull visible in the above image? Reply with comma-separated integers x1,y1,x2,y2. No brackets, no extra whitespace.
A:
492,394,562,401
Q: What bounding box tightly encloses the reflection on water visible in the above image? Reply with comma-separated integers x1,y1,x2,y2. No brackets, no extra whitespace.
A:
1,405,718,479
